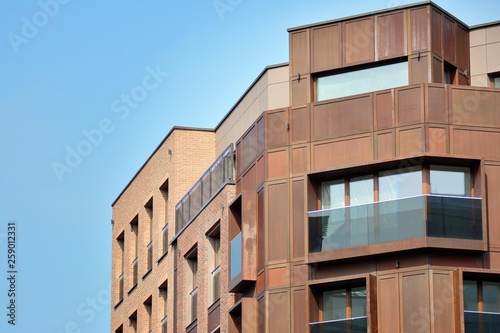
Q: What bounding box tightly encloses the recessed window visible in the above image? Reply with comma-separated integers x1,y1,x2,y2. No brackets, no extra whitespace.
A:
444,63,457,84
489,73,500,88
144,296,152,333
145,198,153,273
186,247,198,325
464,278,500,332
159,280,168,333
310,283,368,332
208,223,221,305
316,61,408,101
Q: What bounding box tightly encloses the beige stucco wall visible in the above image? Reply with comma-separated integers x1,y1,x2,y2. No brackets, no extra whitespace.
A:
470,23,500,87
214,64,289,155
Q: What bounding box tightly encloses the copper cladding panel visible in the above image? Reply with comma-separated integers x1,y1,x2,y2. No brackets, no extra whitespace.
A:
376,12,406,60
410,7,430,53
397,86,423,126
442,16,456,64
312,135,373,171
430,271,456,333
292,180,305,259
291,107,309,143
290,31,309,75
312,95,373,141
268,182,289,263
311,24,342,72
344,17,375,66
378,274,400,333
401,271,430,333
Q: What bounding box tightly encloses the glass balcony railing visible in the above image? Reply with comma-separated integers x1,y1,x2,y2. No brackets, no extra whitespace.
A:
230,232,242,281
309,195,482,253
465,311,500,333
175,144,234,235
310,316,368,333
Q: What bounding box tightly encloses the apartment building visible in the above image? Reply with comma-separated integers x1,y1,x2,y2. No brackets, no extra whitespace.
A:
111,1,500,332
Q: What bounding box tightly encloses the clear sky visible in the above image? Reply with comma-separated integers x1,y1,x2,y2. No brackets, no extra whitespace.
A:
0,0,498,332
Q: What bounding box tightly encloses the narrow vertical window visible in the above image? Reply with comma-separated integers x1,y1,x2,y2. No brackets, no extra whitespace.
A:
159,280,168,333
116,231,124,305
160,179,169,257
208,223,221,305
186,247,198,324
130,216,138,289
144,296,152,333
145,198,153,273
128,311,137,333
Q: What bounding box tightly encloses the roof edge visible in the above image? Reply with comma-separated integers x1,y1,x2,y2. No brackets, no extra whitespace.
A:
111,126,214,207
470,20,500,30
287,1,470,32
213,62,289,131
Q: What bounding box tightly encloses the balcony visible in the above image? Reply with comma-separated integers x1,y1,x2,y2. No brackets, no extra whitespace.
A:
310,317,368,333
308,195,482,260
464,311,500,333
174,144,234,238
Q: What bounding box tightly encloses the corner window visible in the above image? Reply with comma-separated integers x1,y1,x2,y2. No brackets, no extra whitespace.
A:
430,165,471,196
316,61,408,101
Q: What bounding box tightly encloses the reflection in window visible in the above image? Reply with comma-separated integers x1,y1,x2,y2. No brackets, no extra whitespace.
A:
323,287,367,320
464,278,500,332
430,166,470,196
379,167,422,201
350,176,373,206
316,61,408,101
321,180,345,210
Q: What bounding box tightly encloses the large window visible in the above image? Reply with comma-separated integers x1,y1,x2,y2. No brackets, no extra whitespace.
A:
464,278,500,332
309,164,481,253
316,61,408,101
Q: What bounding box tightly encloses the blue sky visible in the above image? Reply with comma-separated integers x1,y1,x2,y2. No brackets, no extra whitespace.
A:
0,0,498,332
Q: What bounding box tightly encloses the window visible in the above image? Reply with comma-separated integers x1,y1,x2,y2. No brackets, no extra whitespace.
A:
162,224,168,256
430,165,471,196
444,63,456,84
489,73,500,88
128,311,137,333
145,198,153,273
116,231,125,305
186,247,198,324
144,296,152,333
316,61,408,101
309,163,481,253
159,280,168,333
160,179,169,257
115,324,123,333
130,216,138,290
208,223,221,305
464,278,500,332
310,283,367,333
